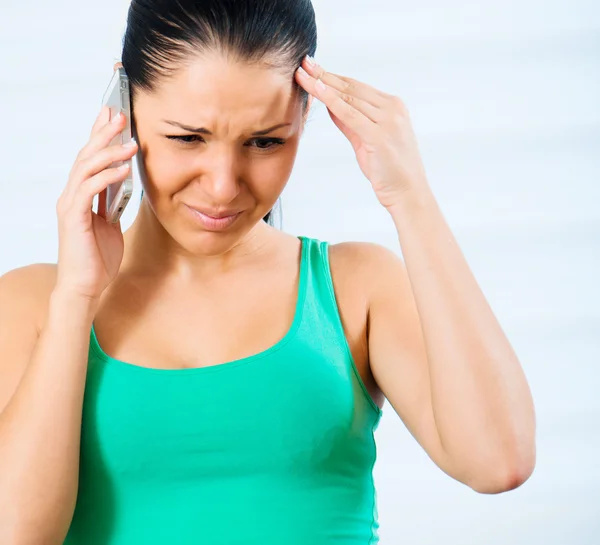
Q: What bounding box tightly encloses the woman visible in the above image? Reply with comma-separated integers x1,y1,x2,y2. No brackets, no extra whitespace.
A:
0,0,536,543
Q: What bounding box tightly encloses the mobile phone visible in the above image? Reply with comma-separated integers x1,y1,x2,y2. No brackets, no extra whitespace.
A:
99,66,133,223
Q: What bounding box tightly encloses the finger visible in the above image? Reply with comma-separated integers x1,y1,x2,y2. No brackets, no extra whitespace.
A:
73,141,137,187
301,56,390,107
63,140,137,206
89,106,111,139
72,164,131,217
295,69,376,139
77,111,127,163
296,66,382,124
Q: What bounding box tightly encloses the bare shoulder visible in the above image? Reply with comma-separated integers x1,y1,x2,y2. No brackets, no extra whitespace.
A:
328,240,407,301
0,262,57,292
0,263,57,413
0,263,58,331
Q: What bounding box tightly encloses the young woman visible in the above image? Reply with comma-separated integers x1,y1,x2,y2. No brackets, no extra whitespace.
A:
0,1,536,543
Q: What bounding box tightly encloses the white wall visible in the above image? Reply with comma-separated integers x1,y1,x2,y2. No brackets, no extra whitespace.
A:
1,1,599,542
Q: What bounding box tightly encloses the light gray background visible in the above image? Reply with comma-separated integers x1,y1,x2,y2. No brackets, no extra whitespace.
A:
1,1,599,543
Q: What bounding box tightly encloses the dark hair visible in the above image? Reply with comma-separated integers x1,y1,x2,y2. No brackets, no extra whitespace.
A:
122,0,318,227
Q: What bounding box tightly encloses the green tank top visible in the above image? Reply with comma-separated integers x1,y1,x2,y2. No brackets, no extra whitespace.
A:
64,236,383,544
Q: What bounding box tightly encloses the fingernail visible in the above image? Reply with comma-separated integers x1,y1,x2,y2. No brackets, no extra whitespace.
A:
123,138,137,148
111,112,122,124
297,66,309,77
305,55,317,67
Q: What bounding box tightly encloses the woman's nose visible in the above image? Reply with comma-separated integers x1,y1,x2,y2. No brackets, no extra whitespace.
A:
199,151,242,204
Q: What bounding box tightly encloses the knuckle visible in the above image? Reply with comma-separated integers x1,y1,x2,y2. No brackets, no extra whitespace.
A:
104,116,121,133
390,95,408,114
106,165,122,179
73,156,88,175
68,168,81,186
75,180,95,202
75,143,93,164
106,141,123,157
91,167,115,188
345,103,358,118
342,80,355,93
56,196,70,217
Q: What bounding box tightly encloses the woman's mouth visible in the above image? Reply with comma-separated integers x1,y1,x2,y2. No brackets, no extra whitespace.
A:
183,204,242,231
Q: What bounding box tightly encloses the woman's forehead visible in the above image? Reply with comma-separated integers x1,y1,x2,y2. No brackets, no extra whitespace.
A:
156,54,295,101
137,55,302,130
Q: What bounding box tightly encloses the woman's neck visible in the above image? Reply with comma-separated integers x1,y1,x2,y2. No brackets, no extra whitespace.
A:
119,199,276,283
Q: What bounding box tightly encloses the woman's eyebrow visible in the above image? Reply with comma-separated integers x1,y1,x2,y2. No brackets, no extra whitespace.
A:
162,120,292,136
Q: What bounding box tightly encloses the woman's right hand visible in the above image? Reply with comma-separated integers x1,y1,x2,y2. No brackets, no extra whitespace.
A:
54,106,139,302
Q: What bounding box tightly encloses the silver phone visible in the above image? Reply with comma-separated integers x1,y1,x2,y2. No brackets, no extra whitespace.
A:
100,67,133,223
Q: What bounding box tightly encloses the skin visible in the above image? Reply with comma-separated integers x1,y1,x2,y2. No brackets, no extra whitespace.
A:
126,54,307,261
0,52,384,542
295,56,536,493
0,50,535,543
87,54,381,405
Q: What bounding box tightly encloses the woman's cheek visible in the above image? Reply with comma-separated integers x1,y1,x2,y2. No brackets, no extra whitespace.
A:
250,152,296,197
146,150,191,193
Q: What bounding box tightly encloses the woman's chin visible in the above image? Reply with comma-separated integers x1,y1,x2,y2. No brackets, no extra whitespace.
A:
174,217,269,256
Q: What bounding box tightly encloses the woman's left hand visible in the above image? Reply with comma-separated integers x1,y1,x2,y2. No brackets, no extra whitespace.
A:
295,56,429,210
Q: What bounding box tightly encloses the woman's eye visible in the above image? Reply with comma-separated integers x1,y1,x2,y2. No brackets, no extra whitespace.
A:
166,135,286,150
167,135,204,145
248,138,286,150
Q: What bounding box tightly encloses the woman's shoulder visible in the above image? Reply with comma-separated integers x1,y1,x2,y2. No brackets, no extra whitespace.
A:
327,239,400,262
0,263,57,331
0,264,58,414
322,239,405,309
0,262,57,293
327,240,403,283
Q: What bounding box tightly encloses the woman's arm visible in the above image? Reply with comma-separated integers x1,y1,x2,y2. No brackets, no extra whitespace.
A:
367,187,536,494
295,57,536,494
0,265,97,544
